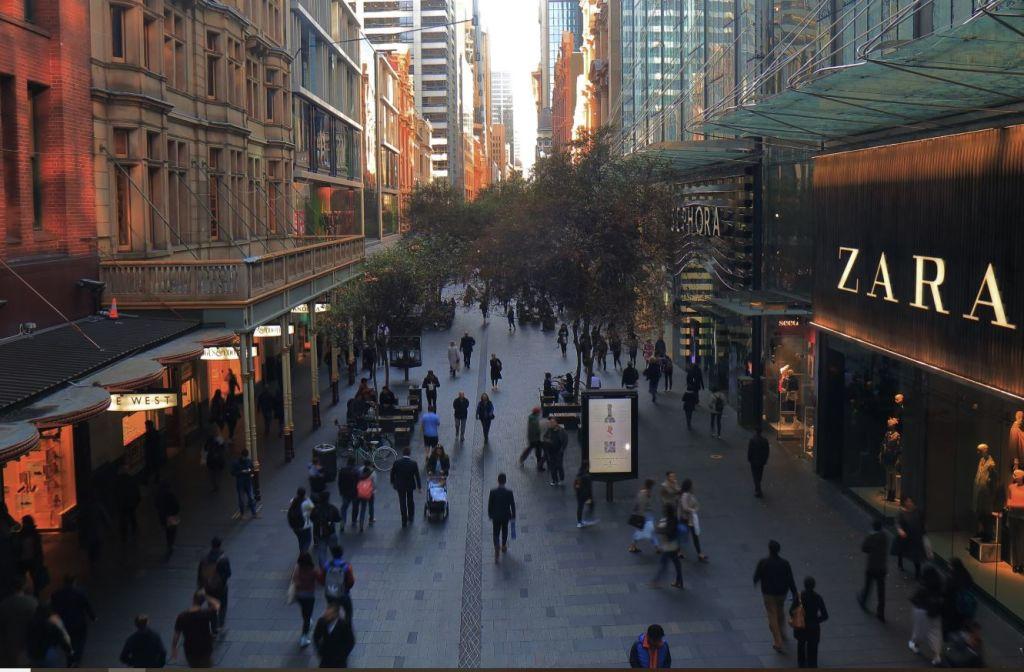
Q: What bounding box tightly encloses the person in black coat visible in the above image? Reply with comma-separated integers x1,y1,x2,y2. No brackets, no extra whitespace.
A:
621,363,639,388
682,387,698,430
574,462,594,528
476,394,495,443
747,427,770,498
113,464,141,541
50,575,96,666
685,363,704,392
452,392,470,441
753,539,798,653
143,420,164,484
459,333,476,370
643,358,661,402
313,603,355,668
390,448,422,527
489,354,503,390
337,457,360,530
120,614,167,668
858,519,889,621
892,495,926,579
487,473,516,563
792,576,828,668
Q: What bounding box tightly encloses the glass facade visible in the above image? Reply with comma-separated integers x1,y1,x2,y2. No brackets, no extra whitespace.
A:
762,146,815,300
546,1,583,103
294,98,361,182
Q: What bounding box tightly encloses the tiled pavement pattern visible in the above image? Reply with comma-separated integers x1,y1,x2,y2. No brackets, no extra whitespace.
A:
77,307,1024,668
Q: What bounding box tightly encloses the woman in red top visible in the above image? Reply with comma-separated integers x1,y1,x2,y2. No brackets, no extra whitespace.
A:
291,552,319,647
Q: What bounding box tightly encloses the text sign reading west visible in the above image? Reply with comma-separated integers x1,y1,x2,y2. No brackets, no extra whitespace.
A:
108,393,178,412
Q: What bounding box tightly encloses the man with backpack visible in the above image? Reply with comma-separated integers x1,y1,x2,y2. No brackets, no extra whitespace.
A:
337,457,360,532
709,389,725,438
311,492,342,565
196,537,231,630
320,545,355,620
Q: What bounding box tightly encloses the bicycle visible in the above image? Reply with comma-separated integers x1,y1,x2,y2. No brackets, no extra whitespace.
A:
339,428,398,472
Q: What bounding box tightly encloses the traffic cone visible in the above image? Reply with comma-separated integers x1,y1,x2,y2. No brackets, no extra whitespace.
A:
108,298,119,319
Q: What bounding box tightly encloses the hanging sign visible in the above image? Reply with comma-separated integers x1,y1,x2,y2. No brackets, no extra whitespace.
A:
201,346,258,361
254,324,295,338
108,392,178,412
290,304,331,314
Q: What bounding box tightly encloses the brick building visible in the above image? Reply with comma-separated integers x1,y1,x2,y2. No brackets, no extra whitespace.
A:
389,50,432,231
0,0,98,337
552,30,583,152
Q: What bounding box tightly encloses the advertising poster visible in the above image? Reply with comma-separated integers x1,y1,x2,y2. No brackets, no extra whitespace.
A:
582,390,638,481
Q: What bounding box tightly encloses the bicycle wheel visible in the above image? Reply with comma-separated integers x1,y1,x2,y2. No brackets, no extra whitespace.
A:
372,445,398,472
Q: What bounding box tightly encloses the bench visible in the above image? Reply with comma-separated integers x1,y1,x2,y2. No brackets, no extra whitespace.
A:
549,412,580,429
542,403,581,418
378,414,416,433
395,404,419,421
392,426,412,447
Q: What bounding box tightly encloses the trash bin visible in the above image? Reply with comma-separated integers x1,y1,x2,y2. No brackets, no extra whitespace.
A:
313,443,337,482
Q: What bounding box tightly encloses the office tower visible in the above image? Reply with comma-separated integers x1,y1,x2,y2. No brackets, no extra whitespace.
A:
491,71,516,164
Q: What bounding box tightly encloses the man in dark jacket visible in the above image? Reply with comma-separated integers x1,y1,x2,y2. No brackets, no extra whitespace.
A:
143,420,163,484
196,537,232,629
313,603,355,668
337,456,360,531
747,427,770,498
753,540,798,653
390,448,422,527
120,614,167,668
543,418,569,486
628,624,671,668
113,464,141,541
422,370,441,411
858,519,889,622
621,362,640,388
459,333,476,370
685,363,704,392
487,473,516,563
50,575,96,666
574,462,595,528
452,392,470,441
643,358,661,402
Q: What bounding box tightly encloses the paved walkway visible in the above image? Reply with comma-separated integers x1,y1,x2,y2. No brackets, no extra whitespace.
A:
76,307,1023,668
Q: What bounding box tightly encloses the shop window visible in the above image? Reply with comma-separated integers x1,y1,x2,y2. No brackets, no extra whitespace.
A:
3,428,77,530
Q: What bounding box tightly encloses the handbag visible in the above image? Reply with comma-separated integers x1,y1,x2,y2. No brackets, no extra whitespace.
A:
628,513,646,529
789,602,806,629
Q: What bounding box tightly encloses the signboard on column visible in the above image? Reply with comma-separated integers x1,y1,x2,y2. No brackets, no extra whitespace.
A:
581,389,639,482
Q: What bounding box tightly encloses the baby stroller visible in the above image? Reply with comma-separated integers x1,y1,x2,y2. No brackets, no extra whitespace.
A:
424,476,449,521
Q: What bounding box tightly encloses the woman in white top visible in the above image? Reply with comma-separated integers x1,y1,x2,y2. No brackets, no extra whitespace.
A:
678,478,708,562
447,341,461,377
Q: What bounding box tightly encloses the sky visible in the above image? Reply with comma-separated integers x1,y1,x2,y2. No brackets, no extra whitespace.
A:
478,0,540,174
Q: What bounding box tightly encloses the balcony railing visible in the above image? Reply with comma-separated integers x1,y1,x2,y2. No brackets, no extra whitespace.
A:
100,236,365,305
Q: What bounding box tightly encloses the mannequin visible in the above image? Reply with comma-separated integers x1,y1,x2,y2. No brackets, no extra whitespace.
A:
1006,469,1024,573
973,444,997,542
880,417,902,502
1010,411,1024,471
892,393,905,432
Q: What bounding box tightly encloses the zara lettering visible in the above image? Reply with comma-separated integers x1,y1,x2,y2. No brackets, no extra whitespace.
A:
836,247,1017,330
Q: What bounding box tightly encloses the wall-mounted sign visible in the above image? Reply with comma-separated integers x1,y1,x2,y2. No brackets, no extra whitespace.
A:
777,318,803,328
672,203,723,237
253,324,296,338
201,346,259,361
290,303,331,314
581,389,639,482
108,392,178,412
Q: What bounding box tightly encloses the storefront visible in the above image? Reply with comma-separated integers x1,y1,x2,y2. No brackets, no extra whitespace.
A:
813,127,1024,621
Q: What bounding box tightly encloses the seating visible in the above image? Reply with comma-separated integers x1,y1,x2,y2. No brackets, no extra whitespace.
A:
542,402,581,418
395,404,419,421
549,412,579,429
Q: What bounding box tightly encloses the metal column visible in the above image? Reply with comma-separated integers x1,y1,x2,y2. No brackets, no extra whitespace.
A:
309,301,321,429
281,314,295,461
239,332,261,501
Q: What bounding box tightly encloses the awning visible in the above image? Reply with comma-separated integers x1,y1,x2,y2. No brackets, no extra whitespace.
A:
0,385,112,430
77,357,167,391
0,422,40,463
703,4,1024,142
633,139,759,171
709,291,813,318
144,328,237,365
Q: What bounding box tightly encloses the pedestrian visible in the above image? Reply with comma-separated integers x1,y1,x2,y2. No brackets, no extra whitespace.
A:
119,614,167,668
113,464,141,541
50,575,96,666
747,426,770,497
311,492,342,564
627,479,661,554
489,353,503,390
642,338,654,362
170,590,219,668
226,369,240,399
753,539,799,653
574,461,595,528
544,418,568,486
892,495,926,580
18,515,48,596
487,473,517,564
643,357,661,403
422,369,440,411
390,447,422,528
312,603,355,668
661,355,673,390
595,336,608,371
257,387,274,436
223,395,240,441
519,407,545,470
378,385,397,412
273,387,285,437
0,576,39,666
557,330,568,357
231,448,259,518
154,482,181,560
426,445,451,478
686,362,705,392
308,455,326,495
792,576,828,668
857,518,889,622
476,393,495,443
319,545,355,618
25,603,72,667
336,457,359,532
908,565,944,666
209,389,226,434
355,461,376,532
143,420,164,484
659,471,681,505
709,389,725,437
651,504,683,589
626,332,639,366
75,499,107,566
453,392,469,442
679,479,708,562
196,537,231,630
941,559,977,638
460,332,476,369
203,430,226,492
682,387,698,429
563,372,576,399
420,407,441,453
447,341,461,377
507,303,516,331
621,361,639,388
287,488,315,553
290,551,318,647
610,334,622,369
628,623,672,668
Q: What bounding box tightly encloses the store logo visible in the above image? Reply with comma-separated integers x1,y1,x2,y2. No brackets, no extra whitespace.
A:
108,393,178,412
836,247,1017,330
201,346,257,361
672,203,723,237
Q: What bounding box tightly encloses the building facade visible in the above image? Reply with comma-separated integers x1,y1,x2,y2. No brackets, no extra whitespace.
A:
551,31,582,151
291,0,364,237
490,70,515,165
536,0,582,160
579,0,619,134
0,0,98,338
378,54,401,236
390,50,433,229
354,0,463,189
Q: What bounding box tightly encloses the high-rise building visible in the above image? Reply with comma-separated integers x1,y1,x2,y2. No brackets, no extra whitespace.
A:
536,0,582,160
491,71,516,164
353,0,463,189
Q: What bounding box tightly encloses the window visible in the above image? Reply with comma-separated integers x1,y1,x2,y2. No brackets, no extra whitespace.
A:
265,68,278,121
1,77,19,239
206,32,220,99
115,170,131,249
163,8,187,90
24,0,35,23
227,38,243,108
208,147,221,240
28,86,45,231
267,160,279,234
229,149,244,240
247,155,261,236
113,128,130,157
167,139,190,244
143,17,156,70
246,57,259,117
111,5,127,60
